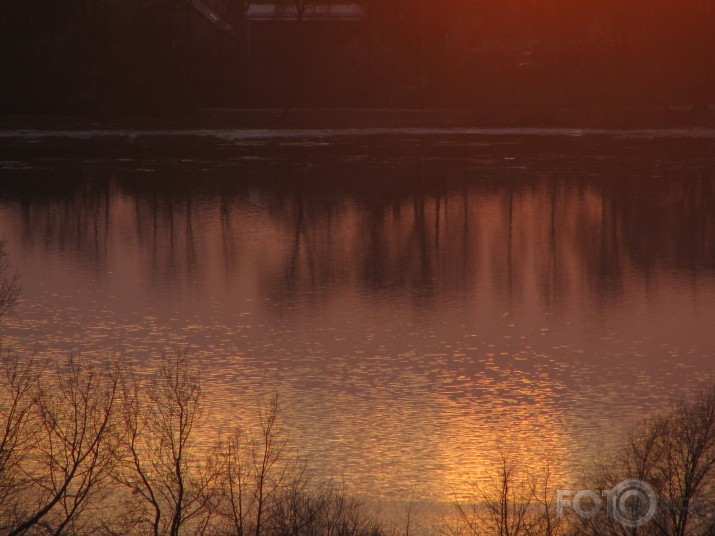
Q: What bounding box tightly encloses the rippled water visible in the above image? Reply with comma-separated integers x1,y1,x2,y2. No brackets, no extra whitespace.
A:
1,129,714,505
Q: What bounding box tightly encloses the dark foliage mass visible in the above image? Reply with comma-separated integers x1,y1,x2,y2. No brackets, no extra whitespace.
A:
0,0,713,113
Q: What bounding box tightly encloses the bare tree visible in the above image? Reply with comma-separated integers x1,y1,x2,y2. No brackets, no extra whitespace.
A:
252,396,291,536
658,390,715,536
449,453,532,536
217,395,295,536
0,350,397,536
577,387,715,536
220,426,255,536
116,351,222,536
0,352,40,533
528,460,565,536
7,356,122,536
448,452,565,536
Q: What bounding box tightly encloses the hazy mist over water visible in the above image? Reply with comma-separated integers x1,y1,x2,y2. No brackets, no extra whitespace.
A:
1,130,714,503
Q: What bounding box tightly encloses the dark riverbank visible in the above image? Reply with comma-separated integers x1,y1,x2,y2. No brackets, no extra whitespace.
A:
197,106,715,129
2,106,715,132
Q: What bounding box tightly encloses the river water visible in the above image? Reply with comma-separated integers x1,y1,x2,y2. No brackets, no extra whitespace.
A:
1,128,714,506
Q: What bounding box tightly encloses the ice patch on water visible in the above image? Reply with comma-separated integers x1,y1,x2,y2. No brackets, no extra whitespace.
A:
0,160,34,170
1,127,715,140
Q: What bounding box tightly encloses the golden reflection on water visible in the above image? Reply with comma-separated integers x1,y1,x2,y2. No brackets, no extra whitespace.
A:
1,142,715,504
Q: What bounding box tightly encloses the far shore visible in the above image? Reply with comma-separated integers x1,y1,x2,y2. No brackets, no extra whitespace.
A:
1,106,715,132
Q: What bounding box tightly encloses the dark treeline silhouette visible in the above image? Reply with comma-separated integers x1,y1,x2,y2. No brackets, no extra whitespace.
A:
1,0,713,113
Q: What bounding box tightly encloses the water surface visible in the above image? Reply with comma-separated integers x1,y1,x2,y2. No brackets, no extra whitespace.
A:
1,129,714,504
